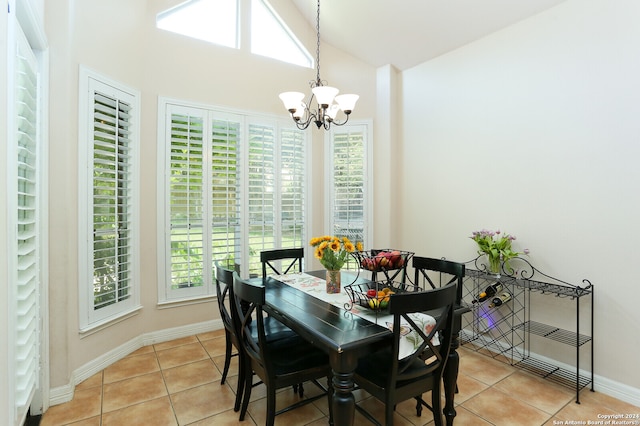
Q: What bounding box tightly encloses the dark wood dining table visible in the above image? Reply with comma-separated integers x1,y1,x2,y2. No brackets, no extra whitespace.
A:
250,269,461,426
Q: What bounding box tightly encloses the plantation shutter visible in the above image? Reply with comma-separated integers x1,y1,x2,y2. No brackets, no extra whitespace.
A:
159,101,309,293
211,118,242,269
331,127,366,245
280,128,305,249
91,89,133,311
169,112,207,291
14,22,40,422
247,124,276,274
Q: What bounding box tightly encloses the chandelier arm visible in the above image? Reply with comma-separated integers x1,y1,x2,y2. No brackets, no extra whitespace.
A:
327,114,351,127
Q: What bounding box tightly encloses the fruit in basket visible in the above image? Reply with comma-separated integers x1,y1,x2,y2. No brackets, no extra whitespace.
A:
361,258,372,270
380,299,389,309
360,250,409,271
366,289,377,298
368,298,380,309
389,251,401,268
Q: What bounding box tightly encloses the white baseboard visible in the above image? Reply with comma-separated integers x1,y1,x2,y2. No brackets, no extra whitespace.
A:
460,328,640,407
591,374,640,408
49,321,640,409
49,319,222,406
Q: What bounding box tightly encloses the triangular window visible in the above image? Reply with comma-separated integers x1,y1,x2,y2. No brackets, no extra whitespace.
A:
156,0,312,68
251,0,312,68
156,0,239,48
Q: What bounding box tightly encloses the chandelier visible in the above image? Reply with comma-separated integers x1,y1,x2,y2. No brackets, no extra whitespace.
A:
279,0,358,130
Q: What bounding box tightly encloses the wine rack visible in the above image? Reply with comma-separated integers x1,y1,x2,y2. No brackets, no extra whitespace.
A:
459,256,594,403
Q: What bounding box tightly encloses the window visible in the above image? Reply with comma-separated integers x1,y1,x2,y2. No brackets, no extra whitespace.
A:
251,0,312,67
156,0,239,48
158,100,307,302
78,67,140,330
327,123,372,269
156,0,311,67
245,124,307,273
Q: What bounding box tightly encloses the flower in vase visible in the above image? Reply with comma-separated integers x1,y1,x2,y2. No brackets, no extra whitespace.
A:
470,229,528,273
310,235,357,271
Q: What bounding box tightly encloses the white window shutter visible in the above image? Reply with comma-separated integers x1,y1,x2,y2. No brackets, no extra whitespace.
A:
92,92,134,310
280,128,306,249
211,118,242,270
169,112,207,291
13,22,40,424
159,101,307,295
247,124,277,273
330,125,368,268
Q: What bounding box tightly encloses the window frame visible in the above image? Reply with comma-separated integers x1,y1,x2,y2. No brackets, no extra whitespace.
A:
78,66,141,332
325,121,373,270
157,97,309,303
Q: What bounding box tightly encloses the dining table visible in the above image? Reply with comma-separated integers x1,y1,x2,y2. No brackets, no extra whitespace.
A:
249,269,462,426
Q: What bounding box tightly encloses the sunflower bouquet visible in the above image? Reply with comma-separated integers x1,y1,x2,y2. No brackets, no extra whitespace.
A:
309,236,360,271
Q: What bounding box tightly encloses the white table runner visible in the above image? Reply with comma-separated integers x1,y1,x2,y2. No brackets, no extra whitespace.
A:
275,272,439,359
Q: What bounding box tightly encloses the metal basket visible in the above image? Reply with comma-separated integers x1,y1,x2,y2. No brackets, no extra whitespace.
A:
353,249,414,272
344,280,420,312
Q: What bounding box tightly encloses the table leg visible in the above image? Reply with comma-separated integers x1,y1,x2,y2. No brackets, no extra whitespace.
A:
330,352,358,426
443,331,461,426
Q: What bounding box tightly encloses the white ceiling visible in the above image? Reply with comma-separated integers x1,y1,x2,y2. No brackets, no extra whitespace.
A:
290,0,567,71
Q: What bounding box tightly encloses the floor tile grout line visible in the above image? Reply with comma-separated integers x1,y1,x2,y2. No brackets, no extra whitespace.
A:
153,344,182,426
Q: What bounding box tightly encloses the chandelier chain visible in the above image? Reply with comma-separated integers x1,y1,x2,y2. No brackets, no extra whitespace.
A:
315,0,322,85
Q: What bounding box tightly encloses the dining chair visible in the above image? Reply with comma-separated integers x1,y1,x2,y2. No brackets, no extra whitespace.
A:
214,262,298,412
232,272,333,426
412,256,465,306
353,282,457,426
412,256,468,394
260,247,304,277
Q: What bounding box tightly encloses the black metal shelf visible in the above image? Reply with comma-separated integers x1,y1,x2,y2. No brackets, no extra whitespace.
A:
459,256,594,403
466,263,593,299
514,321,592,347
515,357,592,391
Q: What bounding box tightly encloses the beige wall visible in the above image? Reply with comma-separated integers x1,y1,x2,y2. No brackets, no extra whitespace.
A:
42,0,640,406
399,0,640,397
45,0,376,390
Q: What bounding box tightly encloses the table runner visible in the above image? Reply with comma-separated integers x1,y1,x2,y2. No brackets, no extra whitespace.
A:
275,272,439,359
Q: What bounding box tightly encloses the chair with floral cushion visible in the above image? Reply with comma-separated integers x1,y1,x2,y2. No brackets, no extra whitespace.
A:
412,256,468,398
353,282,457,426
232,272,333,426
215,262,297,413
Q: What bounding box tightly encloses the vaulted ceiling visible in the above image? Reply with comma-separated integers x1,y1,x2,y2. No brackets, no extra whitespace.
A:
291,0,567,70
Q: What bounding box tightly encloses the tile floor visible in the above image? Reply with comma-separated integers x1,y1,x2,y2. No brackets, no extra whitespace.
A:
40,329,639,426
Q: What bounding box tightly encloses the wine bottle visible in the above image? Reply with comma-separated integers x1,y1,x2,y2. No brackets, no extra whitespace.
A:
488,292,512,308
472,282,504,304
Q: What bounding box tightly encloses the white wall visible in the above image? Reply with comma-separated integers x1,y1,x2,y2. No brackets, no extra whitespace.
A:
399,0,640,399
44,0,376,392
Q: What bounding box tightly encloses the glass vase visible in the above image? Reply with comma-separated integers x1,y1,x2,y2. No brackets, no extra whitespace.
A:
488,255,501,276
326,270,341,294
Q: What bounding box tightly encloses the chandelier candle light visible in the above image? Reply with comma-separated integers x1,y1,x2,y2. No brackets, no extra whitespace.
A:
279,0,358,130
